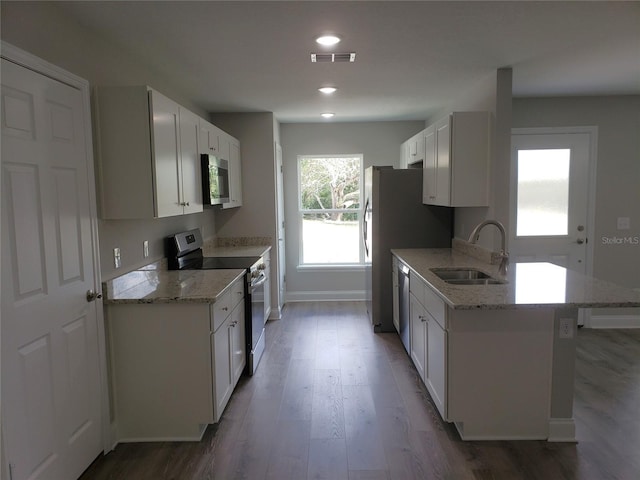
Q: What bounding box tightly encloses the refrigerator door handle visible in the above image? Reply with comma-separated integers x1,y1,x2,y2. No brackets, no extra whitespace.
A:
363,197,370,257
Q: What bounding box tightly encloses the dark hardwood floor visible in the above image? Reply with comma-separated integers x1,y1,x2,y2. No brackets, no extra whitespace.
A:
80,302,640,480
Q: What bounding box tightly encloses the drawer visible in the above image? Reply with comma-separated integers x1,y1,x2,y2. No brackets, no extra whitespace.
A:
423,284,446,329
409,271,425,306
410,272,446,329
229,276,245,309
211,290,232,332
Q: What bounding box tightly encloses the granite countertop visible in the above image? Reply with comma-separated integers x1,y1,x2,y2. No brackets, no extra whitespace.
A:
202,244,271,258
103,268,246,304
392,248,640,310
103,242,272,304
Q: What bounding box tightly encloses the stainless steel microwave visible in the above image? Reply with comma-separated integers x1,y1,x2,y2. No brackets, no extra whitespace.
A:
201,154,230,205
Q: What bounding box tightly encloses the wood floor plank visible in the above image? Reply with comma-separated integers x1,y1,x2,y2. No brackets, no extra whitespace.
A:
79,304,640,480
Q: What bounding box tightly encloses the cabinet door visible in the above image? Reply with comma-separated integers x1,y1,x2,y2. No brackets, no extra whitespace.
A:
150,91,183,217
212,317,233,422
179,108,203,214
410,293,427,382
399,141,409,169
392,257,399,333
422,125,437,204
263,257,271,323
199,119,220,155
434,116,452,206
223,136,243,209
230,303,246,385
426,317,447,419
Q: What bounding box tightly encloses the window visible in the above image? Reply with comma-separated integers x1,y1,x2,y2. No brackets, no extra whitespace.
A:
298,155,363,265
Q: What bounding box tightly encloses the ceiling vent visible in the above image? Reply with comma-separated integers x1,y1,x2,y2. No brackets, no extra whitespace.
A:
311,53,356,63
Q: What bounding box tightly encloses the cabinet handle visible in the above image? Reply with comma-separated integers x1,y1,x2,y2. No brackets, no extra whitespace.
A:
222,306,228,311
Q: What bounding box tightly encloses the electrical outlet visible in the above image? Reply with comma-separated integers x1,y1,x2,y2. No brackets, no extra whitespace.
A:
143,240,149,258
114,247,121,269
559,318,574,339
617,217,630,230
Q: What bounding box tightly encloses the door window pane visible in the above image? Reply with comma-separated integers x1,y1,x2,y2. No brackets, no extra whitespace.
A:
516,149,570,236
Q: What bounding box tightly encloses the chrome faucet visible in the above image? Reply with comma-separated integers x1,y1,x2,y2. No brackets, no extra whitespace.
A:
468,220,509,276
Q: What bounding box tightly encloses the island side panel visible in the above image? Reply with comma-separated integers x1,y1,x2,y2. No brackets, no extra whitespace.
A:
549,307,579,442
108,303,213,441
447,308,555,440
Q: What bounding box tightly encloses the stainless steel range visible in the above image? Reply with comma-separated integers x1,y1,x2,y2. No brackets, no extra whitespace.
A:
167,229,267,375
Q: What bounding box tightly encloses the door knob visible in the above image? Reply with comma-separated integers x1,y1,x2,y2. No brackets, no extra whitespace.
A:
576,238,585,245
86,290,103,302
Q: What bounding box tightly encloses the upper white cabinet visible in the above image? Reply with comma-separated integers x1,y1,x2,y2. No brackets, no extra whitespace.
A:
222,133,243,209
200,119,243,209
94,86,203,219
199,118,222,156
422,111,490,207
400,128,426,169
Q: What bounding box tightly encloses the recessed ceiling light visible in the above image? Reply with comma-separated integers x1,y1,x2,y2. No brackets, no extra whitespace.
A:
318,87,337,94
316,35,341,46
321,113,335,119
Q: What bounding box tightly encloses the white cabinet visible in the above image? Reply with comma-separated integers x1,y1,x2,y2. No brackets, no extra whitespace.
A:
407,270,448,420
392,256,400,333
400,128,426,169
212,296,245,421
94,86,203,219
107,276,245,441
222,134,243,209
199,118,222,156
409,291,427,382
199,119,243,209
263,253,271,322
423,111,490,207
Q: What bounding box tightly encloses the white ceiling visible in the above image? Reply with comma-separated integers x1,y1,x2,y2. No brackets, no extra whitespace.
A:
55,1,640,123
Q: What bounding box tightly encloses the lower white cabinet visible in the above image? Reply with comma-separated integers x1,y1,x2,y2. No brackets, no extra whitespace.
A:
263,254,271,322
409,272,447,419
395,256,557,440
107,277,245,442
392,256,400,332
212,299,245,421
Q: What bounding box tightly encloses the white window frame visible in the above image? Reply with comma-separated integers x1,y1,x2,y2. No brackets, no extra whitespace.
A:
297,154,364,268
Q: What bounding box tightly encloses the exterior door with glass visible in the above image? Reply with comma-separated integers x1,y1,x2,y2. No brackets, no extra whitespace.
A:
509,129,594,275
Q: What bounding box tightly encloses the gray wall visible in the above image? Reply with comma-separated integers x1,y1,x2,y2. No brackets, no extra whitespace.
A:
512,96,640,318
280,121,425,300
209,113,282,314
1,1,217,280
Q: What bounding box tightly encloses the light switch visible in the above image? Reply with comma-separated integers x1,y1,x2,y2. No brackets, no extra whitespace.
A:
617,217,631,230
143,240,149,258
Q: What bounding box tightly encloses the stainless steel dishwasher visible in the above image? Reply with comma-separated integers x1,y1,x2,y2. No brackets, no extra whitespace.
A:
397,261,411,354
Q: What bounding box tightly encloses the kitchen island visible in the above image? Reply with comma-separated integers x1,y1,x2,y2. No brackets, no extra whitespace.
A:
391,246,640,442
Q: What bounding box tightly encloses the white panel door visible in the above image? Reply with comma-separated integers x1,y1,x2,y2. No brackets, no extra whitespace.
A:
275,142,285,310
2,58,102,480
509,131,592,274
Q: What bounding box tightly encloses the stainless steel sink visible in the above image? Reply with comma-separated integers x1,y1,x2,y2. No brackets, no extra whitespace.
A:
445,278,505,285
430,268,506,285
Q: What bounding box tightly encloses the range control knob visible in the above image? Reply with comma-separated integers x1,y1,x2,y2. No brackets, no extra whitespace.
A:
257,263,266,270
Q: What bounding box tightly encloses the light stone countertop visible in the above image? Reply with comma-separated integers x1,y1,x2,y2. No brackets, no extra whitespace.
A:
201,244,271,258
103,243,272,304
103,268,246,304
392,248,640,310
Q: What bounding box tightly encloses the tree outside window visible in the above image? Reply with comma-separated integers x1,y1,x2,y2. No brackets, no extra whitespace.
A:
298,155,363,264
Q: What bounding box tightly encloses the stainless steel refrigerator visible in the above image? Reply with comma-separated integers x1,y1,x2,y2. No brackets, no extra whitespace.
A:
363,166,452,332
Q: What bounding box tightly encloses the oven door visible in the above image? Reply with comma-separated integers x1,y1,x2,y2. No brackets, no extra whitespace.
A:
248,271,267,374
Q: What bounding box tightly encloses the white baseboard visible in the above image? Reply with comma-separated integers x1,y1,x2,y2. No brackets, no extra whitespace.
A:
548,418,577,442
285,290,365,302
588,314,640,329
268,305,283,320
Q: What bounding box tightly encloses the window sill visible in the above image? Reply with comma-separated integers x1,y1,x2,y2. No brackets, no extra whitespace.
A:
297,264,366,273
